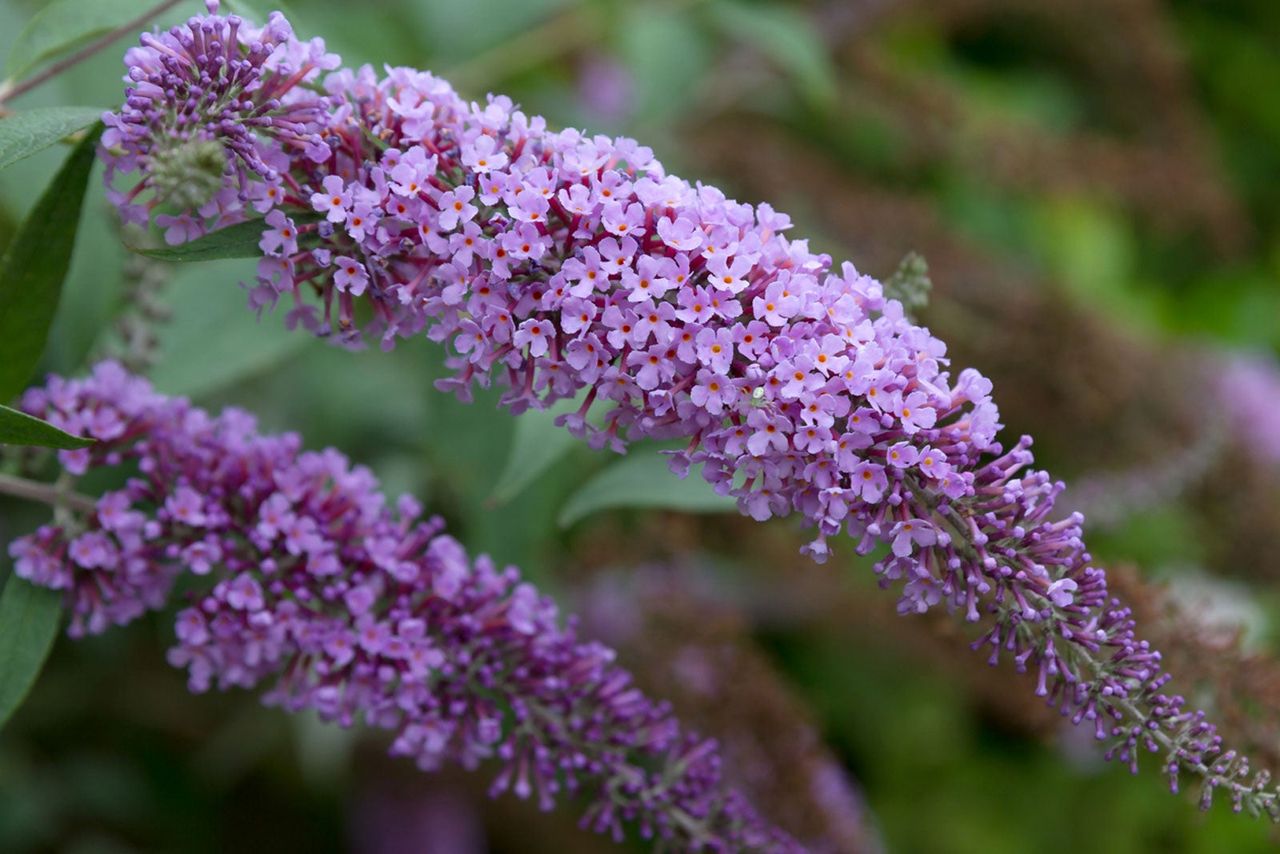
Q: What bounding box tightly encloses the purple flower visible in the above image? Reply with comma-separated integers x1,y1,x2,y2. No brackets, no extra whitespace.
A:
225,575,264,611
181,539,222,576
259,210,299,257
894,391,937,435
1046,578,1079,608
69,531,118,570
916,445,949,479
886,442,919,468
889,519,937,558
849,462,888,504
460,135,508,174
656,215,704,251
437,187,477,232
313,175,352,224
333,257,369,296
696,326,735,373
690,370,735,416
390,147,438,197
156,214,202,245
165,485,208,527
512,318,552,357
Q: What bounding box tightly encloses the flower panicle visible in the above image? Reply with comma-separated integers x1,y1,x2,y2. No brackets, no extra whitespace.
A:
103,3,1280,818
103,1,1000,563
8,361,799,852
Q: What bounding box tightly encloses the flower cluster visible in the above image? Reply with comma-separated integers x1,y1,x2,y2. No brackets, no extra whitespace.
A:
102,3,1280,817
103,0,998,564
102,0,335,227
8,362,797,851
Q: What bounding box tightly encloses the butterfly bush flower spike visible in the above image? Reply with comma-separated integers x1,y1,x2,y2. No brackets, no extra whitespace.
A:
9,363,798,852
102,1,1280,819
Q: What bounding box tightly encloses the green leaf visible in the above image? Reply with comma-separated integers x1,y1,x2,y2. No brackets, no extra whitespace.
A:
148,259,314,398
709,0,837,108
137,213,322,263
487,398,581,505
0,123,103,403
0,404,92,449
558,452,736,528
0,574,62,732
5,0,154,82
0,106,103,172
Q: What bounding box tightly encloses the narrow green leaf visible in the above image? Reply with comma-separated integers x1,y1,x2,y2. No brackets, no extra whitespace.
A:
0,574,62,732
709,1,837,108
137,213,322,263
0,404,92,449
0,123,103,403
0,106,103,172
487,398,581,505
558,453,736,528
5,0,154,82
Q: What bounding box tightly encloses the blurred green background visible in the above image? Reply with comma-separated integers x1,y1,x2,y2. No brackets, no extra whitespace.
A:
1,0,1279,851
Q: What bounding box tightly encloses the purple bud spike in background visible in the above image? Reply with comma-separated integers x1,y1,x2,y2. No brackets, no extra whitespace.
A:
7,362,798,852
1219,352,1280,468
100,1,1280,819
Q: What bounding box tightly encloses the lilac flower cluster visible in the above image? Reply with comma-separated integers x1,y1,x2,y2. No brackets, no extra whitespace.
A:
102,3,1280,817
7,362,798,851
103,0,996,564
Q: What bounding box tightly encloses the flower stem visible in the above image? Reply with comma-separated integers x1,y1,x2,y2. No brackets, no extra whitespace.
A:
0,472,96,515
0,0,185,106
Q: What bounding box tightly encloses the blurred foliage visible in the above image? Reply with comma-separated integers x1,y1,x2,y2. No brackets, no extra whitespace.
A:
0,0,1278,851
